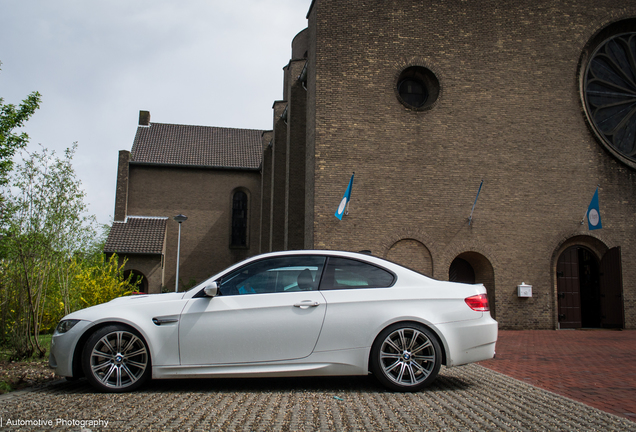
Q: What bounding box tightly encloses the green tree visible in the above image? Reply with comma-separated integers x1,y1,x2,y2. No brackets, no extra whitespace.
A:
0,144,96,358
0,62,42,188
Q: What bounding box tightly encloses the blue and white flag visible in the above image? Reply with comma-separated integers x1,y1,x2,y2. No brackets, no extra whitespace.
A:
587,187,602,230
335,173,354,220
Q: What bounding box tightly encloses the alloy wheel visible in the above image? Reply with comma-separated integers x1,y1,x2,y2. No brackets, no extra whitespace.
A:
89,330,148,390
378,327,436,387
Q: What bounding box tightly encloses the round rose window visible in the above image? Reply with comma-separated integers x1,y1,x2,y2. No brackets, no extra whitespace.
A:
396,66,440,111
583,32,636,163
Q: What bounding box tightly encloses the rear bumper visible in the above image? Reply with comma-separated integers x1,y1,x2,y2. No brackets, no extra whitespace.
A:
437,315,498,367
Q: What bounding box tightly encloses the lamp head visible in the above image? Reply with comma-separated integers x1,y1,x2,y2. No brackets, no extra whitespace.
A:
173,214,188,223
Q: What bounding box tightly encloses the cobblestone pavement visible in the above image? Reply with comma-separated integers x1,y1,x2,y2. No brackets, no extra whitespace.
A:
1,364,634,431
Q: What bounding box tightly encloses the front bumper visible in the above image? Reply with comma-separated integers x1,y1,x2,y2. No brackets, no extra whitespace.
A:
49,320,92,377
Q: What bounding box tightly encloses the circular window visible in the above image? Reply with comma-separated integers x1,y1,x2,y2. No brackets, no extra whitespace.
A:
583,31,636,164
396,66,440,110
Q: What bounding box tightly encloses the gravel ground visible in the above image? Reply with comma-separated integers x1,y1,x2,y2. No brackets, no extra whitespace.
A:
0,360,59,393
0,364,634,431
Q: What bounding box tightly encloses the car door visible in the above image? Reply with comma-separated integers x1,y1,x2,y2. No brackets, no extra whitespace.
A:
179,255,327,365
314,256,397,352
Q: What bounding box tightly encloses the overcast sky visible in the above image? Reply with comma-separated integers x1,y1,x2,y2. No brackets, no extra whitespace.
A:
0,0,310,226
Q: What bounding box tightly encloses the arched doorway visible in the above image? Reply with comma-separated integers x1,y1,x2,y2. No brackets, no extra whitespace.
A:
449,258,475,283
556,246,624,329
124,269,148,293
449,252,496,319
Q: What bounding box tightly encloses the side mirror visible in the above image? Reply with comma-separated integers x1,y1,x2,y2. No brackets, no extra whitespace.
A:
203,282,219,297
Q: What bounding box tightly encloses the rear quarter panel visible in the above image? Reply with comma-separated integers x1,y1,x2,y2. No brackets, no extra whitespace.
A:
314,275,487,354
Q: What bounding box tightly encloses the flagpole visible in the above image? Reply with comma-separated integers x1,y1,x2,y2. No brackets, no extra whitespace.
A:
469,180,483,226
345,172,354,216
580,202,589,225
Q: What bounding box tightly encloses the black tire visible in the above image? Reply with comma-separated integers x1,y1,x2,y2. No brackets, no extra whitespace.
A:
81,324,151,393
370,322,442,392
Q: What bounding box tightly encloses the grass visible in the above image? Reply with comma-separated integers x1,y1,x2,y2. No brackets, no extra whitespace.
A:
0,334,52,362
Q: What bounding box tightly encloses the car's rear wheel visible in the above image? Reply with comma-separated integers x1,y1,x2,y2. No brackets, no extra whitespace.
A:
370,322,441,392
81,325,151,392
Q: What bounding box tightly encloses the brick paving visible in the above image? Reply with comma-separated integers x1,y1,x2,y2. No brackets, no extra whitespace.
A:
479,329,636,420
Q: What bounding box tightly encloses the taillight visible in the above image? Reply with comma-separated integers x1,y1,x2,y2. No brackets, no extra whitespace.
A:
465,294,490,312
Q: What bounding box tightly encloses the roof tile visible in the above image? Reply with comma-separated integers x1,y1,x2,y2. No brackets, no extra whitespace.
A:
131,123,263,169
104,217,168,255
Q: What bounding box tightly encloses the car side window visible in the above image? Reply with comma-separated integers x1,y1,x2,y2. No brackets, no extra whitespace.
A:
319,257,395,290
218,256,326,296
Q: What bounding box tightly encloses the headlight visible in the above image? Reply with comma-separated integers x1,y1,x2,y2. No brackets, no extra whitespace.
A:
56,319,80,334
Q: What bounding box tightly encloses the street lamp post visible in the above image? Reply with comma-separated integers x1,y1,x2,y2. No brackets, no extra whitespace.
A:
173,214,188,292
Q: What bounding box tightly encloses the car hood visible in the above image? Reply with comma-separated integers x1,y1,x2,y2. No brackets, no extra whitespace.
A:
107,292,185,305
62,292,187,322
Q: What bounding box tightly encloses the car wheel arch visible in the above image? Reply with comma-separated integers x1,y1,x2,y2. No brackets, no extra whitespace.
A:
367,320,448,372
71,321,152,379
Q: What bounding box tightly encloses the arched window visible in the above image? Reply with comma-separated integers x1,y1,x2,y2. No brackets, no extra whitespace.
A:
231,190,248,247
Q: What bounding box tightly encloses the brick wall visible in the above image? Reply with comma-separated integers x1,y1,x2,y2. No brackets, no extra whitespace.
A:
285,58,309,250
114,150,130,222
260,131,273,253
270,102,288,251
126,164,261,291
302,0,636,329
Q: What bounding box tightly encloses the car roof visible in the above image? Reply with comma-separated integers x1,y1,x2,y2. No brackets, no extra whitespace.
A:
253,250,396,268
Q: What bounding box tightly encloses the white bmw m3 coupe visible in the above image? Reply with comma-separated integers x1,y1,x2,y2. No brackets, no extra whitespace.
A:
49,250,497,392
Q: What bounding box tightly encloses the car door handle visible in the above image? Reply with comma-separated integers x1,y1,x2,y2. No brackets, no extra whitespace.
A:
293,301,320,309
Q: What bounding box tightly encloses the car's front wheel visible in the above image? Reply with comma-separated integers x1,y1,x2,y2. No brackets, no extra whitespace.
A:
370,322,441,392
81,325,151,392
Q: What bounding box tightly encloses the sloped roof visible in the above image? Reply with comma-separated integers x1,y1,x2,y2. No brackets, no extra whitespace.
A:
131,122,263,169
104,217,168,255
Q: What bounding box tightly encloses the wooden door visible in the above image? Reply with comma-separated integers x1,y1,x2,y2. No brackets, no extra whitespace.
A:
600,247,624,328
449,258,475,284
557,247,582,328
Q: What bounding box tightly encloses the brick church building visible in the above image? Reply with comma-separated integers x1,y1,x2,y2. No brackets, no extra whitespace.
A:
106,0,636,330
